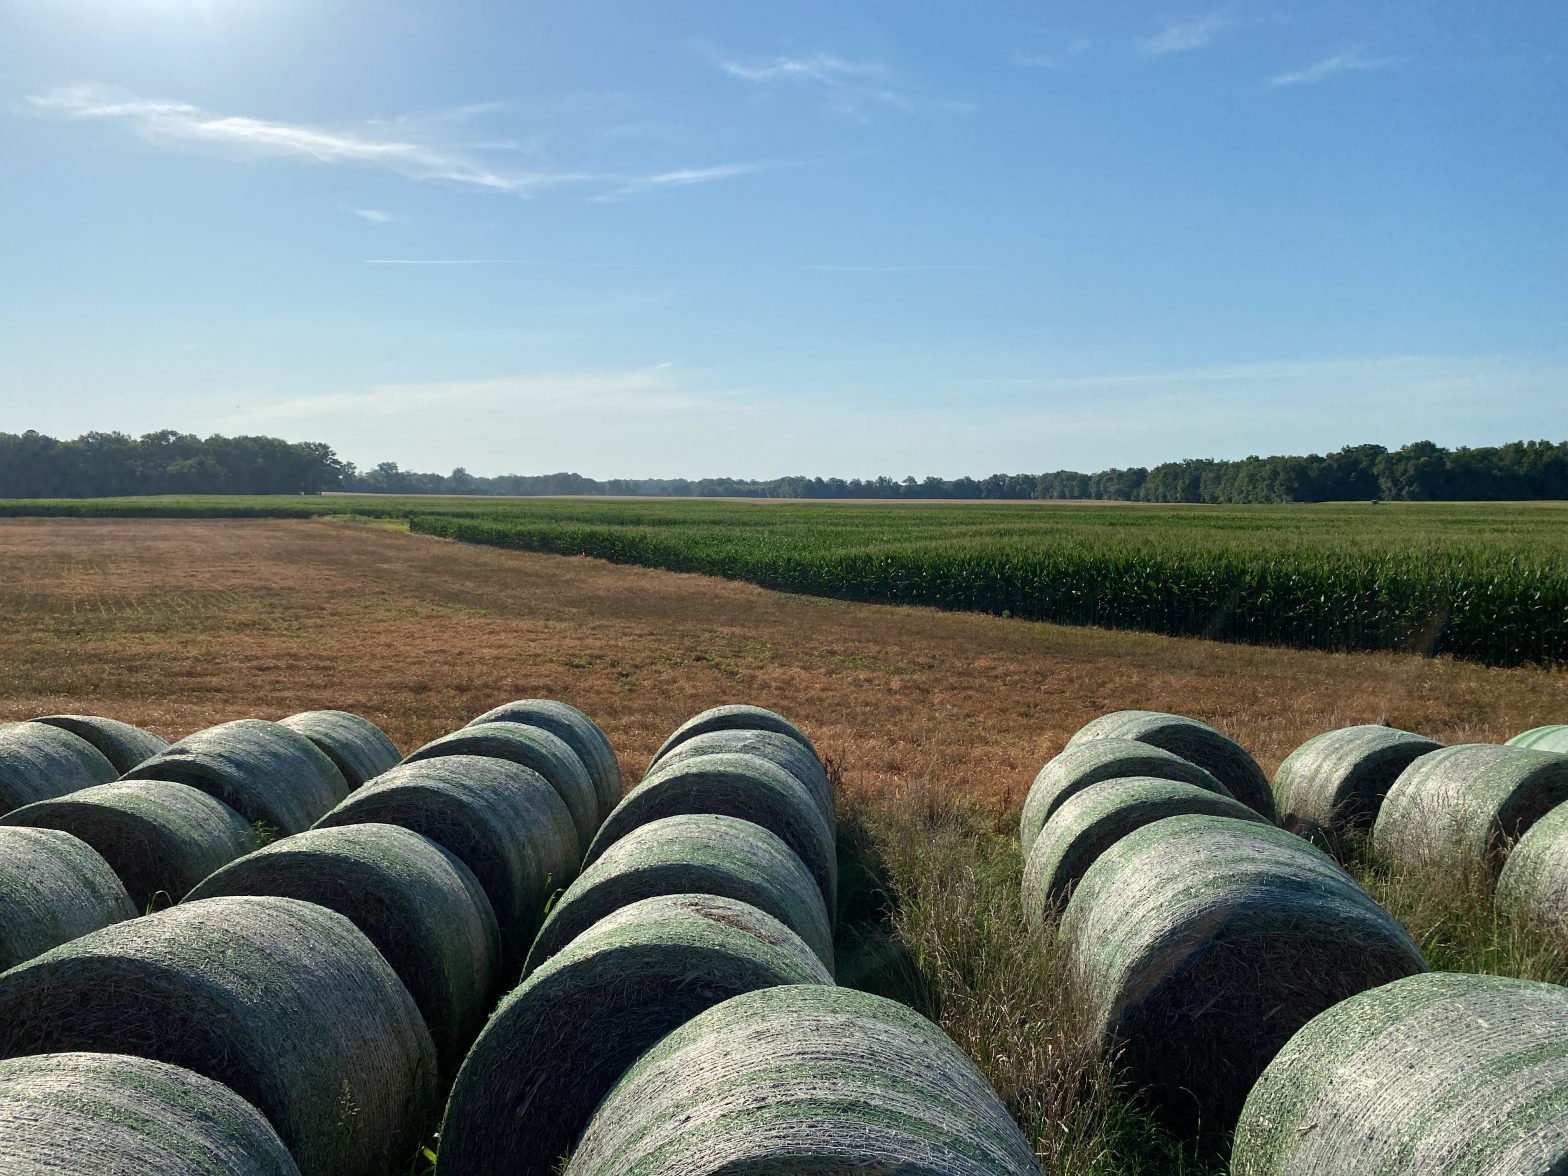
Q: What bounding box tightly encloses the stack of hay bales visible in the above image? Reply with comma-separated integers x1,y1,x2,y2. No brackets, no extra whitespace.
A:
1271,724,1443,845
279,709,401,790
0,722,118,816
467,699,622,818
27,715,168,773
0,827,137,969
1509,724,1568,753
1232,972,1568,1174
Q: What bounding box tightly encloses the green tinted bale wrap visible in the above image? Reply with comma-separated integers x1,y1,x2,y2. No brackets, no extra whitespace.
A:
0,1052,301,1176
405,722,599,853
567,985,1042,1176
1233,972,1568,1176
1068,710,1273,819
468,699,621,820
279,709,401,790
28,714,169,774
0,723,118,816
1509,725,1568,754
652,728,835,833
0,827,137,970
439,893,833,1176
651,705,819,769
1,780,255,909
1271,724,1443,841
1497,802,1568,933
1020,737,1227,854
1374,744,1568,876
0,895,438,1176
527,814,833,975
122,719,350,835
585,752,837,918
312,755,578,973
1060,814,1425,1134
186,823,500,1077
1022,777,1268,918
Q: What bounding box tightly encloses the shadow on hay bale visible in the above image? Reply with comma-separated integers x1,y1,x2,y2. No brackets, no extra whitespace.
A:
526,813,833,976
122,719,350,836
405,723,600,854
28,715,169,775
2,780,255,911
650,705,818,770
650,728,835,834
1020,737,1227,854
0,1052,301,1176
1498,801,1568,937
1059,814,1425,1136
1271,724,1443,847
313,755,579,974
1067,710,1274,820
438,893,833,1176
187,822,500,1079
1508,725,1568,754
279,710,401,790
1022,777,1268,921
0,895,438,1176
0,827,137,970
467,699,621,820
567,984,1043,1176
1233,972,1568,1176
585,752,837,919
0,723,118,817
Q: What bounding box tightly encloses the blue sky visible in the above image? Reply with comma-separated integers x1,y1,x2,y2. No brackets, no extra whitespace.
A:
2,1,1565,479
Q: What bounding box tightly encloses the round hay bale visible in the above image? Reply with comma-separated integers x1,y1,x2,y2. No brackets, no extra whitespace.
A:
1496,801,1568,934
313,755,579,974
1020,737,1227,854
566,984,1041,1176
405,722,600,854
526,814,833,976
0,827,137,970
468,699,622,820
1233,971,1568,1176
1,780,256,910
1271,724,1443,843
122,719,350,836
0,1052,301,1176
650,704,818,770
279,709,401,790
584,752,837,919
1022,777,1269,918
1374,744,1568,877
0,722,118,817
28,714,169,774
439,892,833,1176
1509,725,1568,754
651,728,835,833
0,895,438,1176
1060,813,1426,1134
1068,710,1273,820
186,823,500,1078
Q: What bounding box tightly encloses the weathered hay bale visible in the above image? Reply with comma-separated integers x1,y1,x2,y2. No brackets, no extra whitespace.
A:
567,984,1041,1176
651,704,818,769
1271,723,1443,842
0,1052,301,1176
439,893,833,1176
1022,777,1268,918
279,709,401,789
1374,744,1568,876
1,780,255,910
405,722,600,853
122,719,350,836
652,727,835,833
29,714,169,774
313,755,578,973
1497,800,1568,934
0,895,438,1176
1060,814,1425,1134
584,752,837,918
187,823,500,1077
1233,971,1568,1176
1068,710,1273,819
0,827,137,970
468,699,622,820
1509,724,1568,754
0,722,118,816
1020,737,1227,854
527,813,833,975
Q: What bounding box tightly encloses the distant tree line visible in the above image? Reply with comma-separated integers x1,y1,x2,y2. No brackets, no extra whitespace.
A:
5,430,1568,503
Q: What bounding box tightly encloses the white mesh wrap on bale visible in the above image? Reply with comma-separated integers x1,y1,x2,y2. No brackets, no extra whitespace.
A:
1067,710,1273,819
652,727,835,834
650,705,818,770
1270,724,1442,844
279,709,401,790
1508,725,1568,754
0,827,137,970
28,715,169,774
467,699,621,821
0,723,118,817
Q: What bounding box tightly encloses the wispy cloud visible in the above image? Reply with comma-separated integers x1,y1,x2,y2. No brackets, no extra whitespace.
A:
714,51,972,120
1138,14,1234,57
803,264,994,273
347,207,395,223
1267,48,1398,88
599,159,801,201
